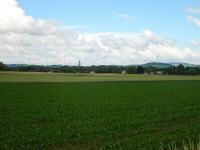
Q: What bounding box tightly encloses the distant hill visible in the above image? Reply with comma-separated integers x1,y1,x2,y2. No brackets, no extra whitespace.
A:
6,64,63,68
169,62,197,67
6,64,29,68
143,62,199,68
143,62,173,68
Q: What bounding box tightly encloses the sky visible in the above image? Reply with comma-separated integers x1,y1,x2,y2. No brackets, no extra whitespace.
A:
0,0,200,65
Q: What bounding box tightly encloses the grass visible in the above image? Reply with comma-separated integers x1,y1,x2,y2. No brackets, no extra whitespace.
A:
1,81,200,150
1,71,200,82
160,139,200,150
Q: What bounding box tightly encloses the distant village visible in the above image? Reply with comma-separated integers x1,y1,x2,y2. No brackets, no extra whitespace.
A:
1,61,200,75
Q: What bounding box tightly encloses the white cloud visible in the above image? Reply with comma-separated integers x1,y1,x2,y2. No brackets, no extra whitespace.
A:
186,7,200,14
187,16,200,28
0,0,200,65
190,40,200,47
112,13,135,22
0,0,57,34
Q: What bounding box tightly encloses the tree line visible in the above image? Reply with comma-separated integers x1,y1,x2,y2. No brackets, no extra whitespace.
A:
0,62,200,75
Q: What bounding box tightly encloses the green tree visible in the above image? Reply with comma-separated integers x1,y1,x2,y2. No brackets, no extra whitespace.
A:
127,66,137,74
185,67,198,75
137,66,145,74
176,64,185,75
0,62,6,71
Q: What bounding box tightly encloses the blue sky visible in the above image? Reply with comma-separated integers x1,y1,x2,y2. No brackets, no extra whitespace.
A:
18,0,200,45
0,0,200,65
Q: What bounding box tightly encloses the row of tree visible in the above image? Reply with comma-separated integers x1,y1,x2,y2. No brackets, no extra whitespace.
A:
0,62,7,70
1,62,200,75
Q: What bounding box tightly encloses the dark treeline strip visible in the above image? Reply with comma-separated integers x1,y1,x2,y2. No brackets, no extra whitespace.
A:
1,62,200,75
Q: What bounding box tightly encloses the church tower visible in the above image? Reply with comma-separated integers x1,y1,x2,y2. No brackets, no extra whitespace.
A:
78,60,81,67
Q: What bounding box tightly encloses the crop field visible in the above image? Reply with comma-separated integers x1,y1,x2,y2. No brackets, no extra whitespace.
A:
1,78,200,150
1,71,200,82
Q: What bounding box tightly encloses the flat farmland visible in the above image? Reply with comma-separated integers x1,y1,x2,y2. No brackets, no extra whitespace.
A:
1,80,200,150
1,71,200,82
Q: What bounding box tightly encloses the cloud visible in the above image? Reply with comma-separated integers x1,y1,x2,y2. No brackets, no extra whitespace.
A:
190,40,200,47
186,7,200,14
0,0,58,34
112,13,135,22
0,0,200,65
187,16,200,28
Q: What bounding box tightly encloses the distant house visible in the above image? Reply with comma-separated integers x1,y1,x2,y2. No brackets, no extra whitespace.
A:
121,70,127,74
156,71,163,75
90,71,96,74
150,72,155,75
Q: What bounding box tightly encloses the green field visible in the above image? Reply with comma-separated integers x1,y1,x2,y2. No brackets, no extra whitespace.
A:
1,71,200,82
1,79,200,150
1,72,200,150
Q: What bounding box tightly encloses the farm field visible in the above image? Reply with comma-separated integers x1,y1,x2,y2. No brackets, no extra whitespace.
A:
1,71,200,82
1,80,200,150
